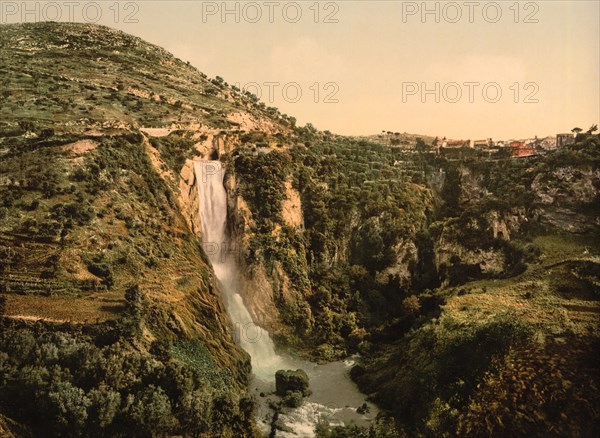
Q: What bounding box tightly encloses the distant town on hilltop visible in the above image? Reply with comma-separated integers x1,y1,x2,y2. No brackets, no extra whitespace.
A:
374,126,597,159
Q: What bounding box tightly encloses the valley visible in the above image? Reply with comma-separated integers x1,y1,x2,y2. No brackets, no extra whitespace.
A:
0,22,598,438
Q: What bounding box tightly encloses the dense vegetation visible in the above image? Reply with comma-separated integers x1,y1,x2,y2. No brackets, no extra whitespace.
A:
0,127,252,436
1,22,599,437
0,316,253,437
232,127,600,435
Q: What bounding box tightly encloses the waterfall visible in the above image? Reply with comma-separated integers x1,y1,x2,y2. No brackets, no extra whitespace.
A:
195,160,378,437
195,160,284,380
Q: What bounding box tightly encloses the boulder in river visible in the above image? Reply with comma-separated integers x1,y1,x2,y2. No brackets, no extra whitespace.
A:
275,369,310,397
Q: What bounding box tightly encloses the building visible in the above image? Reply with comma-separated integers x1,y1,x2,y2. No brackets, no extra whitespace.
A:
524,138,538,150
473,139,492,148
539,136,557,150
510,140,536,158
442,138,470,148
556,133,575,148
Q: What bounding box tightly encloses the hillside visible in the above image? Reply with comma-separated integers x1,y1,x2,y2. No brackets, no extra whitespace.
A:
0,22,266,437
1,22,599,438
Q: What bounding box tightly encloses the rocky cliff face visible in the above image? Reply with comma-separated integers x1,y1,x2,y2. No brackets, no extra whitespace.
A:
178,159,203,235
532,167,600,232
424,157,598,285
172,128,599,357
458,165,487,205
141,122,309,346
224,171,282,330
376,238,419,289
224,168,306,338
281,181,304,229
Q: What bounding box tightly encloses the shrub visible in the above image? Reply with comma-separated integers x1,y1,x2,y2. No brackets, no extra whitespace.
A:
0,322,249,437
87,255,114,288
126,385,177,436
401,295,421,315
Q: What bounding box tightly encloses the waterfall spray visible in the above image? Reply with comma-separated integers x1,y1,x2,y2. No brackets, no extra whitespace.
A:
195,160,285,380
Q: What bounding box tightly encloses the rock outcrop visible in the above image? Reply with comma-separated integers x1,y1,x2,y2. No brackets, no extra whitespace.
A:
532,167,600,232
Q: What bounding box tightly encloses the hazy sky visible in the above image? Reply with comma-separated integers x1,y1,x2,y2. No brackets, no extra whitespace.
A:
4,1,599,138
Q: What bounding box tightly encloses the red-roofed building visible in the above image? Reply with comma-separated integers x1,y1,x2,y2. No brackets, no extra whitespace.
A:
510,141,536,158
442,138,470,148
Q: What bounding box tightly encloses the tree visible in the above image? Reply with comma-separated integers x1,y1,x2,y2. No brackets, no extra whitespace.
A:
124,284,144,316
87,385,121,429
305,123,317,134
179,389,213,437
127,385,176,437
350,217,392,273
402,295,421,315
47,381,91,434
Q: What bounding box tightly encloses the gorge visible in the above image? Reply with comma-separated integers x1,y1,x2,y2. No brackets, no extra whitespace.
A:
0,22,598,438
195,160,378,436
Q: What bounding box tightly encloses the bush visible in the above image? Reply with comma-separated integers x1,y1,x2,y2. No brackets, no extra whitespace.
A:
149,134,196,174
353,314,533,434
401,295,421,315
87,256,114,288
126,385,177,436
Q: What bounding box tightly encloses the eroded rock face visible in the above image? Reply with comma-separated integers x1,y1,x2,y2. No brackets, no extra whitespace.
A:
489,208,528,240
532,167,600,232
431,208,529,281
376,239,419,289
434,228,506,277
223,165,284,332
241,261,280,330
222,166,314,339
316,208,360,269
178,159,203,236
459,166,487,205
281,180,304,229
141,145,251,386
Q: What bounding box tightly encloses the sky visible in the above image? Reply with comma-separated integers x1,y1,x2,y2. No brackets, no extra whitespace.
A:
3,1,599,139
